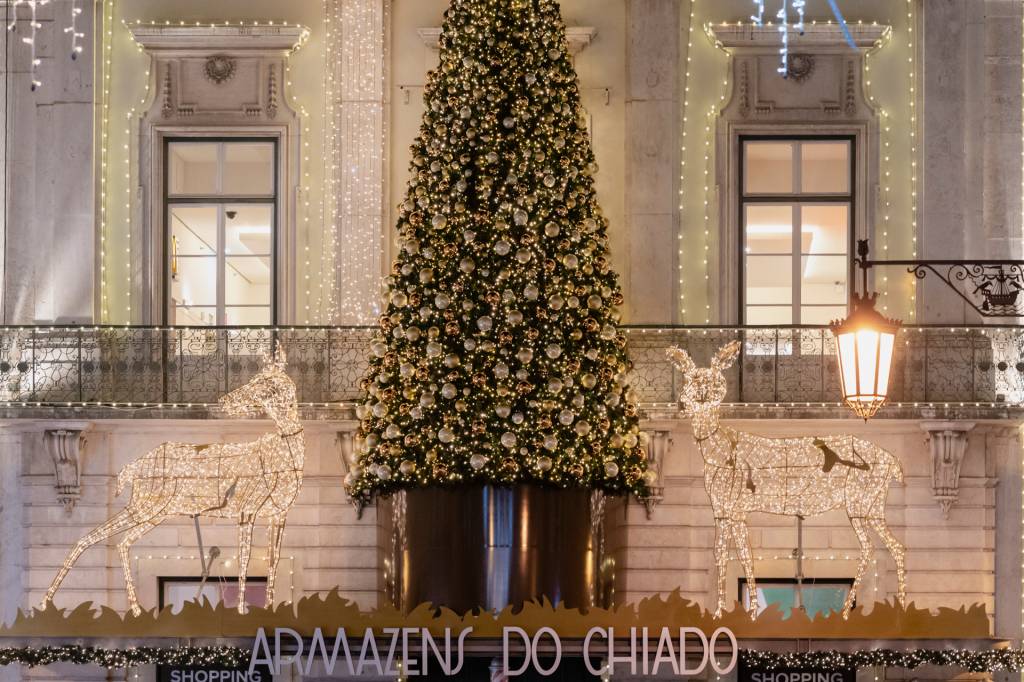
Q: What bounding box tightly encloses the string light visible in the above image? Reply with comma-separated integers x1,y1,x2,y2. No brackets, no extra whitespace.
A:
678,0,698,323
42,349,305,617
64,0,84,59
99,0,114,320
907,0,918,320
320,0,386,325
668,342,907,619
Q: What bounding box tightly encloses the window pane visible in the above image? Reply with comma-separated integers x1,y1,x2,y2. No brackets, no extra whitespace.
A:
801,205,849,254
746,255,792,304
745,142,794,194
173,306,217,326
168,143,218,195
223,143,274,196
225,307,272,326
225,205,273,255
171,257,216,306
801,306,847,326
746,306,793,325
226,257,272,306
801,255,848,304
170,206,218,255
746,205,794,254
801,142,849,194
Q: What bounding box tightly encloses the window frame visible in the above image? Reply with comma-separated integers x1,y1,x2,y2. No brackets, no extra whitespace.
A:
738,576,856,618
162,137,279,327
738,134,856,326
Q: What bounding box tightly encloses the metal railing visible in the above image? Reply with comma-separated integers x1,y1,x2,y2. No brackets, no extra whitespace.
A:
0,325,1020,407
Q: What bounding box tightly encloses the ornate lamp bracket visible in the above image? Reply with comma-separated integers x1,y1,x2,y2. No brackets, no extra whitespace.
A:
641,430,672,518
43,426,90,514
920,421,975,519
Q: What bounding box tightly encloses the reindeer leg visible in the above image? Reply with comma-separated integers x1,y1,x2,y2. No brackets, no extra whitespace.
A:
844,517,873,620
236,515,257,615
43,508,138,610
117,517,163,617
868,517,907,608
265,518,286,608
712,518,731,618
730,520,758,620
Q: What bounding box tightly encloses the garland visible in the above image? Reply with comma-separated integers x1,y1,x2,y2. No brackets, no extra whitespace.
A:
1,646,1023,672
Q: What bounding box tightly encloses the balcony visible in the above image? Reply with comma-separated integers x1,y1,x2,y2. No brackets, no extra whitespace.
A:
0,326,1019,416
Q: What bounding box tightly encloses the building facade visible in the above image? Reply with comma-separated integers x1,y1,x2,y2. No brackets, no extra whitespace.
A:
0,0,1022,680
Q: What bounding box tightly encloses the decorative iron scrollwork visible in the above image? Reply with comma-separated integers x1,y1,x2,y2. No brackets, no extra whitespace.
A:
909,263,1024,317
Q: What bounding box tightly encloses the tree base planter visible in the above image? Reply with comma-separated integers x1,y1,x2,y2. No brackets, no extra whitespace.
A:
379,485,603,614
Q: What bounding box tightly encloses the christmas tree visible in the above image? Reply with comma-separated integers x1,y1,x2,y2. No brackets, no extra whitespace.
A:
346,0,650,506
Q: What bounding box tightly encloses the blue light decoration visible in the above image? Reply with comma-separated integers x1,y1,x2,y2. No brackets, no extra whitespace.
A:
750,0,856,78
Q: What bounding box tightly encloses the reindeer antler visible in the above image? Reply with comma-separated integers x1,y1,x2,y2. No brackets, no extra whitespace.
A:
711,341,742,372
666,346,696,376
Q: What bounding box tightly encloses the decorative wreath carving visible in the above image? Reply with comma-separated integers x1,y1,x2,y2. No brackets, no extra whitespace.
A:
785,53,815,82
203,55,236,85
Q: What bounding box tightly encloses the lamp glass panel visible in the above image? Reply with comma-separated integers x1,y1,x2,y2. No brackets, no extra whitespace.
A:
856,329,881,396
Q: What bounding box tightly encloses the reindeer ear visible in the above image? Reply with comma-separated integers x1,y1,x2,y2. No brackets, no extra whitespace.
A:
711,341,742,372
666,347,696,376
274,346,288,370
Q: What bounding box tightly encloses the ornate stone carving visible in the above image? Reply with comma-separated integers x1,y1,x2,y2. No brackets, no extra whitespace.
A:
844,59,857,117
203,55,236,85
267,65,278,119
921,422,975,518
785,54,814,82
43,428,89,514
161,64,173,118
738,62,750,118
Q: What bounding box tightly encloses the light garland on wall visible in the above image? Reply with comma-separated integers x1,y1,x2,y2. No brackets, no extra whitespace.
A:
862,27,894,313
99,0,114,321
678,0,698,323
318,0,342,323
906,0,918,320
668,342,907,619
42,350,305,616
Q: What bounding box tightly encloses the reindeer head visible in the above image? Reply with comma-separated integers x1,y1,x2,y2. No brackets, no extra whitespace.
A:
667,341,742,412
219,347,296,419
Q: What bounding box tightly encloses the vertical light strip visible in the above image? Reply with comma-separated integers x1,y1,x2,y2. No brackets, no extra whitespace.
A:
863,27,893,312
678,0,697,324
324,0,385,325
703,24,729,326
99,0,114,321
122,25,153,326
907,0,918,320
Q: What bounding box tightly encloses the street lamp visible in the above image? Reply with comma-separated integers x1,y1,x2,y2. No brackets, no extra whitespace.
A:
830,241,902,420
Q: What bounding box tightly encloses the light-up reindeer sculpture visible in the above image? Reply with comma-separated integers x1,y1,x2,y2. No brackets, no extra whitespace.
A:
42,348,304,616
667,341,906,619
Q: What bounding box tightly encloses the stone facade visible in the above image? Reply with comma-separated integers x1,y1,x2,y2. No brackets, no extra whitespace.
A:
0,1,1023,681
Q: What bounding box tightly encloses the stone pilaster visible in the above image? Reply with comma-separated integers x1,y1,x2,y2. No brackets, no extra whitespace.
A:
624,0,679,324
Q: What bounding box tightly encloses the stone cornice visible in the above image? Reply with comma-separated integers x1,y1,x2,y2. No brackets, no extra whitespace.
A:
127,24,310,55
708,23,890,51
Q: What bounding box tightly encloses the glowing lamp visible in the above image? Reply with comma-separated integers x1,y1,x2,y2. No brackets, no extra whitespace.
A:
830,293,901,420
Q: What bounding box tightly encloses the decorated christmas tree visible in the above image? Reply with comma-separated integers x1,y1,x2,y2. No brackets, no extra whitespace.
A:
346,0,650,507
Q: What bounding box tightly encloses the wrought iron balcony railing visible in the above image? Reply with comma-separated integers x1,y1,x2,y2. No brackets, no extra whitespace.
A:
0,325,1020,409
